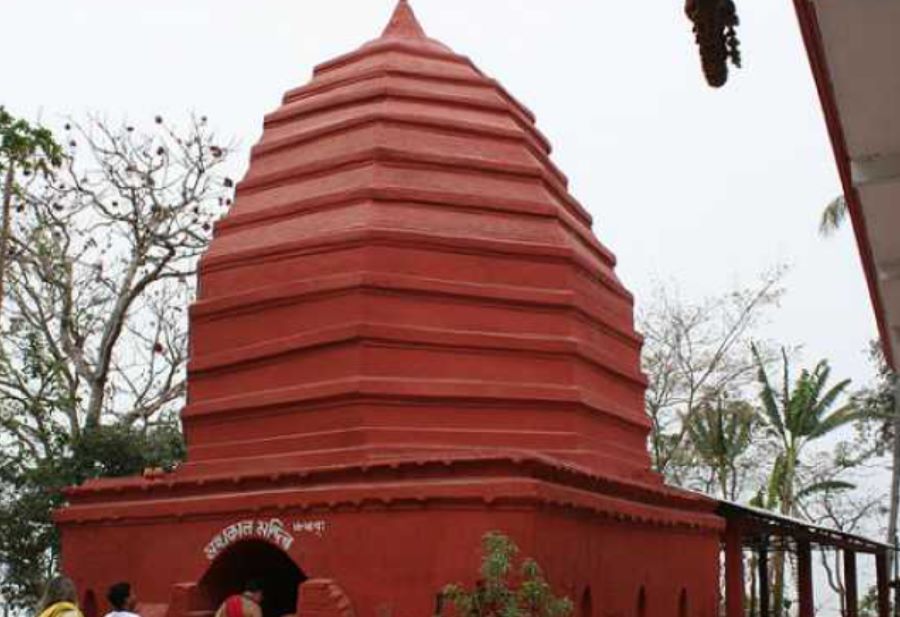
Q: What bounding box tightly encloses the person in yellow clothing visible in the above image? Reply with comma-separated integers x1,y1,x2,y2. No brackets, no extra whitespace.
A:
37,576,84,617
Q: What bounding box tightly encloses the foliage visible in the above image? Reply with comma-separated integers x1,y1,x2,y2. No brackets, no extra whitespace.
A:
819,195,848,237
0,108,64,317
685,397,755,499
752,346,862,514
640,269,783,484
442,532,573,617
0,113,232,607
0,108,62,176
859,585,892,617
751,346,864,617
0,421,185,605
850,343,896,447
848,342,900,548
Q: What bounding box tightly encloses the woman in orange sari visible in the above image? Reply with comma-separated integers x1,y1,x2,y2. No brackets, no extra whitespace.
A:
214,580,264,617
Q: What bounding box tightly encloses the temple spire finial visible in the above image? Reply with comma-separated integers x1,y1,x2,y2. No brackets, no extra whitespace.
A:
382,0,427,39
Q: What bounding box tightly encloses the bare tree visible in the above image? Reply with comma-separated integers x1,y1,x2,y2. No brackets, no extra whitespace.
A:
0,115,233,603
799,479,883,616
639,268,785,483
0,115,232,452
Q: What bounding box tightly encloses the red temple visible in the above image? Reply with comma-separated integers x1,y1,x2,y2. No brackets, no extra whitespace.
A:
57,3,723,617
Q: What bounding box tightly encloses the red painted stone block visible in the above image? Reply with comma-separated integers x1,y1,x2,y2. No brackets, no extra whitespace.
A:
57,3,723,617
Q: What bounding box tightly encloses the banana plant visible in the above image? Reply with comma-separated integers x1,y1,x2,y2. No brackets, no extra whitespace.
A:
752,345,860,516
751,344,862,617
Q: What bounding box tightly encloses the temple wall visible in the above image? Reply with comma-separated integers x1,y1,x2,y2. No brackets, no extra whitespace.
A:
60,497,720,617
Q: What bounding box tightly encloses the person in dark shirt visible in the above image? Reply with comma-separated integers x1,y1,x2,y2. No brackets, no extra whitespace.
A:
104,582,140,617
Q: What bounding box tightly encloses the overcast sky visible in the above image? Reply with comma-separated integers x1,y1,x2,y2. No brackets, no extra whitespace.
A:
0,0,876,386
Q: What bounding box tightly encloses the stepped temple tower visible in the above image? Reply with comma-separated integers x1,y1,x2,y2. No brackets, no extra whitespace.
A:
57,3,723,617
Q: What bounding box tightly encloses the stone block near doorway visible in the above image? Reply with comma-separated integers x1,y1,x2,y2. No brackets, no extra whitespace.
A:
297,580,354,617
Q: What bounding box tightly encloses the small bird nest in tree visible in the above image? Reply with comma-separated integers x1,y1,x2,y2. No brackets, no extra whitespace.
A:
685,0,742,88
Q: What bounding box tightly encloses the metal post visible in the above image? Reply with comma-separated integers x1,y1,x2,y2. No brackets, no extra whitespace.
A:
726,523,745,617
759,539,770,617
797,540,814,617
845,550,858,617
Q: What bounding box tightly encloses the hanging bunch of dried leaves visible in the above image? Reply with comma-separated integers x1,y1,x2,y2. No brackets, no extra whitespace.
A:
685,0,742,88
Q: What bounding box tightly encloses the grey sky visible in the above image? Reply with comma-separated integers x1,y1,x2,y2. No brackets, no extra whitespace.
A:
0,0,874,384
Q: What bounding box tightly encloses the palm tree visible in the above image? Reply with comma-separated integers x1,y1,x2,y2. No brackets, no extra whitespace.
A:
819,195,848,236
685,397,754,500
751,345,861,617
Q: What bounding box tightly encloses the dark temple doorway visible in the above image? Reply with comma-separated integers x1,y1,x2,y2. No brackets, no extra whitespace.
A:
197,540,307,617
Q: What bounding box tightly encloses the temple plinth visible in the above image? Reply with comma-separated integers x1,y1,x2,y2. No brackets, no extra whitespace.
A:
57,4,722,617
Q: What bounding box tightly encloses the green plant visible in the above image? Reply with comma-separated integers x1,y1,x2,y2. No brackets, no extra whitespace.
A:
0,419,185,605
442,532,573,617
751,345,862,617
0,107,63,317
685,397,755,499
819,195,848,236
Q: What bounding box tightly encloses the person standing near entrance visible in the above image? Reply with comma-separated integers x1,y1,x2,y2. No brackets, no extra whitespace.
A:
214,580,264,617
104,582,141,617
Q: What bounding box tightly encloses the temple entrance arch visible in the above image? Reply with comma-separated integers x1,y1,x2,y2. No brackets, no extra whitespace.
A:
197,540,307,617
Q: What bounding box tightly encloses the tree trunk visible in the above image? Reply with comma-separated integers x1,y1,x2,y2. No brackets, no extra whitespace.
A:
749,552,758,617
0,164,15,318
888,376,900,617
772,459,796,617
720,463,730,500
772,550,785,617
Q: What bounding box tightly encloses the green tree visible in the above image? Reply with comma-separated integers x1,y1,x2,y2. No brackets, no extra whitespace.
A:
685,397,755,500
0,421,184,605
751,345,862,617
442,532,573,617
0,108,63,317
752,347,860,515
849,343,900,548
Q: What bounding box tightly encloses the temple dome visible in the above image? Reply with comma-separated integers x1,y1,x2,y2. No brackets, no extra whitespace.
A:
183,1,654,482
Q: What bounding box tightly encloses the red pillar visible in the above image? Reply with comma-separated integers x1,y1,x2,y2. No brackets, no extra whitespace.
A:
797,540,814,617
876,550,890,617
726,523,745,617
844,550,858,617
